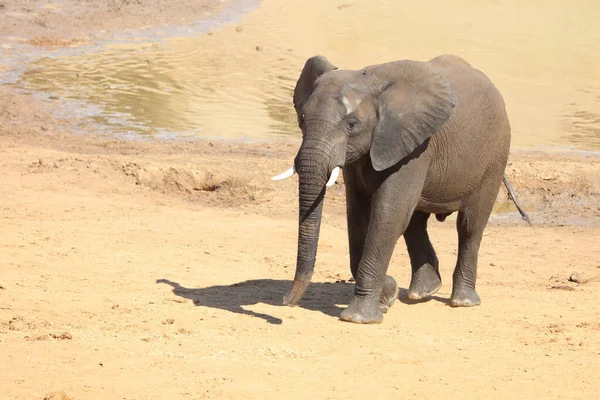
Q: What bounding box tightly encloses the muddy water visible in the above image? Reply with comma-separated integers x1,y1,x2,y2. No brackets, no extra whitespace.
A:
17,0,600,149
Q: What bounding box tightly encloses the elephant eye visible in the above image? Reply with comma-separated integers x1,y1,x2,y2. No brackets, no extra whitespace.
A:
346,119,358,132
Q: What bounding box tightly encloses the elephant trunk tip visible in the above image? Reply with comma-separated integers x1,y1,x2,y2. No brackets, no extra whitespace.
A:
282,276,312,306
282,292,299,307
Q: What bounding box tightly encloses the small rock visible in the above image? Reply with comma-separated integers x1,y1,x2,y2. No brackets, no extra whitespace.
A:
255,45,263,51
235,26,244,32
51,332,72,340
550,285,575,291
43,391,74,400
111,304,119,309
0,283,5,289
162,318,175,325
568,272,582,283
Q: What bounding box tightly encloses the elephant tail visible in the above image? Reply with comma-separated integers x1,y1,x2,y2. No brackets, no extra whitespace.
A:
502,173,532,225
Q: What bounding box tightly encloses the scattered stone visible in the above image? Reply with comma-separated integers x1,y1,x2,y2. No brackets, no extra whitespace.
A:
50,332,72,340
43,391,74,400
30,159,44,168
162,318,175,325
235,26,244,32
548,323,564,333
8,315,25,331
568,272,582,283
111,304,119,310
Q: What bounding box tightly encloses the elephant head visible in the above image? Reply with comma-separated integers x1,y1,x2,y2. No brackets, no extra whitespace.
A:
273,56,455,306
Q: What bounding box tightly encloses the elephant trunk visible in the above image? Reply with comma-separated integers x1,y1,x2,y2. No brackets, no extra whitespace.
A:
283,140,334,306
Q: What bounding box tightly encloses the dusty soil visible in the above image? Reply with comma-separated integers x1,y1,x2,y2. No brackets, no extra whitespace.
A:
1,2,600,399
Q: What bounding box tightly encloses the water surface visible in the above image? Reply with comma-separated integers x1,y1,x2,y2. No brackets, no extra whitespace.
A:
18,0,600,149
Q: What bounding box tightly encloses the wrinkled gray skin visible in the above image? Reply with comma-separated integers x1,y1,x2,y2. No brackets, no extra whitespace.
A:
283,54,521,324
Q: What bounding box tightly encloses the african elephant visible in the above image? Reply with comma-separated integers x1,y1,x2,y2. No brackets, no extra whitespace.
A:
272,54,529,324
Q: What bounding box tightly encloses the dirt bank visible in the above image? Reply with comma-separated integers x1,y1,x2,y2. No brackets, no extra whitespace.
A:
0,0,227,45
1,2,600,399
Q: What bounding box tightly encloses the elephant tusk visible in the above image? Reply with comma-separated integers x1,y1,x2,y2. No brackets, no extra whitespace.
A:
271,165,296,181
326,166,341,187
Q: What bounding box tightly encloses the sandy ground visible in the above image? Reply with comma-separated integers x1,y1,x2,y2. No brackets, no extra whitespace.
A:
1,1,600,399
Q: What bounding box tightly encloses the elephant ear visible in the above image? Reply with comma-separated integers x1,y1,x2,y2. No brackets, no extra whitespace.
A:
370,61,455,171
293,56,338,127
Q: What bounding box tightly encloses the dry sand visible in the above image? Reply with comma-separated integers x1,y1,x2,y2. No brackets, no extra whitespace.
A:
1,1,599,399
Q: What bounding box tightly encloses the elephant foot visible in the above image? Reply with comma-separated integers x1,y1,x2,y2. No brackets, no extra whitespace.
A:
340,295,383,324
380,275,399,313
449,288,481,307
407,264,441,300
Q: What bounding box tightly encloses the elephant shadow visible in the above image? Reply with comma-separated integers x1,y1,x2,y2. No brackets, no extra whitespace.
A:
156,278,354,325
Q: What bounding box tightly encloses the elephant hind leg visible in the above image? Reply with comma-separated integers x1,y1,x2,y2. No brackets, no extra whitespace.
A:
450,176,502,307
404,211,442,300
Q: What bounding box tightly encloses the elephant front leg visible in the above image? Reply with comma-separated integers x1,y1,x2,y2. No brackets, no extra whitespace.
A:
345,176,397,313
340,168,426,324
340,211,408,324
